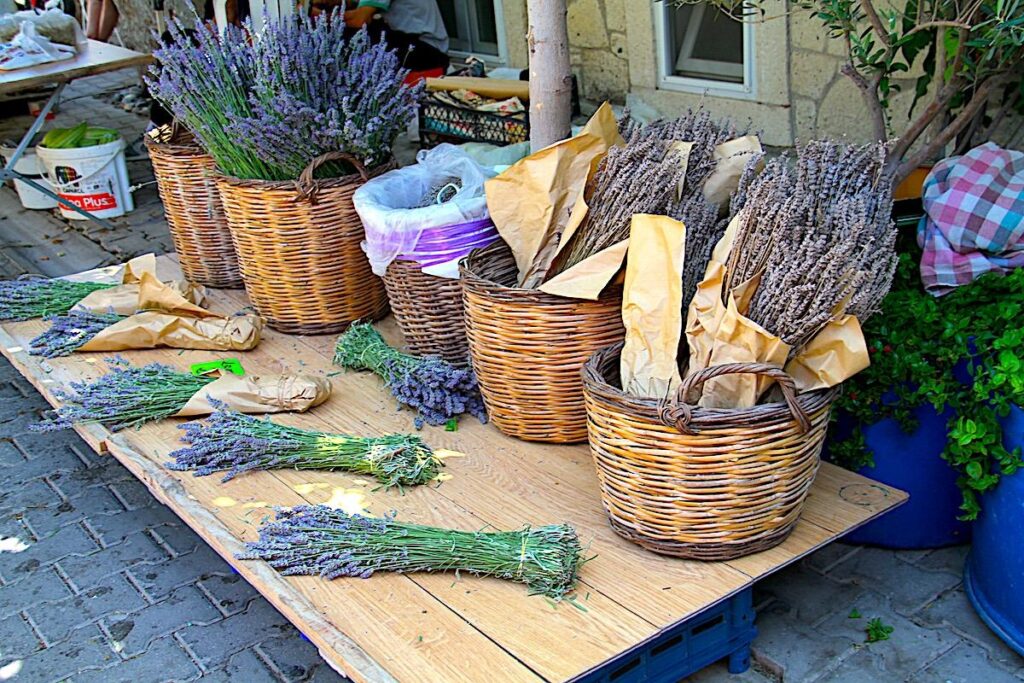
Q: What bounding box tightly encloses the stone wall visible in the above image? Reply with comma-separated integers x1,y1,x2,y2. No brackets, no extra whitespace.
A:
110,0,202,54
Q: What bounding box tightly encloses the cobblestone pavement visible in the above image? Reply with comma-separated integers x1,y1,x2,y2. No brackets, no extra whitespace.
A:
2,71,1024,683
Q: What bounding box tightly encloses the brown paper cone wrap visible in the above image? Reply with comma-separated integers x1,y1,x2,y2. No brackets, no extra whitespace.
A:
174,374,331,416
74,279,205,316
703,136,763,210
619,215,686,397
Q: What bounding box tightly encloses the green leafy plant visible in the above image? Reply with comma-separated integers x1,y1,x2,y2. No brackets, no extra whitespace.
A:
865,617,894,642
830,253,1024,519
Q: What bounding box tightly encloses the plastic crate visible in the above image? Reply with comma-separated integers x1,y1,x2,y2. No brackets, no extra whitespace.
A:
574,588,756,683
418,93,529,147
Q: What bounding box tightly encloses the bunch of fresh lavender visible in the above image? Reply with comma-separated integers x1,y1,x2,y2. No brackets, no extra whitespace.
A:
0,277,115,321
32,359,214,432
147,15,420,181
29,310,123,358
241,506,584,599
169,407,442,488
333,323,487,428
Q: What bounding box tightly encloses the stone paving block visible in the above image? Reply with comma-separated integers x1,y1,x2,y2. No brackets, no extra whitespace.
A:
149,523,203,558
46,460,137,493
0,440,24,468
127,544,232,602
9,427,96,460
0,612,43,660
256,632,348,682
913,586,1024,670
0,480,59,516
755,562,867,626
176,598,296,670
194,645,277,682
56,532,169,590
911,640,1022,682
816,592,960,681
916,544,970,575
198,573,261,617
824,546,962,616
84,506,182,547
30,574,148,645
73,637,202,683
747,598,855,683
22,486,126,538
102,584,222,658
0,522,100,579
108,477,168,511
0,445,88,486
0,567,73,618
686,659,772,683
11,624,118,683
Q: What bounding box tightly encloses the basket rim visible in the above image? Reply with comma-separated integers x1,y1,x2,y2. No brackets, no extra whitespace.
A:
213,157,395,191
460,241,621,304
581,341,837,428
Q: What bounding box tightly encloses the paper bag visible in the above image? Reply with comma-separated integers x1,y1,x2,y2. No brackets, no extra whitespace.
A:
620,215,687,397
78,273,262,352
785,315,870,391
703,136,763,210
74,279,204,316
485,102,622,285
174,374,332,416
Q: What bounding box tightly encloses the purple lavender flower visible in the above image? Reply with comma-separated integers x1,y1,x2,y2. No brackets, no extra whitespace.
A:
29,310,123,358
0,277,115,321
333,323,487,428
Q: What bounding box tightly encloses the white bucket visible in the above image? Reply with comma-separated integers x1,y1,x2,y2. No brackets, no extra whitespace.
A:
35,138,134,220
0,146,59,210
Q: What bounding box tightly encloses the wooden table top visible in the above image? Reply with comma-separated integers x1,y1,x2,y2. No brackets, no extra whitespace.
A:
0,255,908,683
0,40,152,96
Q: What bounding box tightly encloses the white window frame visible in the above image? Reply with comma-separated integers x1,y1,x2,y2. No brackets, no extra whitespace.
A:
444,0,509,65
653,1,755,100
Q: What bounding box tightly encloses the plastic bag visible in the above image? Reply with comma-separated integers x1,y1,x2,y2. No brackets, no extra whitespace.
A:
0,9,85,48
355,144,497,278
0,21,75,71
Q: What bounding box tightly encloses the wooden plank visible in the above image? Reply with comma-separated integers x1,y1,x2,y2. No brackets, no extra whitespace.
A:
0,254,908,682
0,41,152,96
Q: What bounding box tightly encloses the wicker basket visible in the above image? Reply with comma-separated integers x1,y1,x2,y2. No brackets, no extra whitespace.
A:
460,242,625,443
216,152,391,335
146,126,242,288
383,259,469,363
581,344,837,561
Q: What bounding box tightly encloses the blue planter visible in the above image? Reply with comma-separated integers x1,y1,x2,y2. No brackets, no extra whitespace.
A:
965,404,1024,657
829,402,972,549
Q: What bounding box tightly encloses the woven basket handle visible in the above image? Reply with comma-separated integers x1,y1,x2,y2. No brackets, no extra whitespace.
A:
659,362,811,436
295,152,368,204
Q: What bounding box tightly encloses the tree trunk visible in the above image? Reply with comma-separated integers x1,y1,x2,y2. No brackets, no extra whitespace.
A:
526,0,573,152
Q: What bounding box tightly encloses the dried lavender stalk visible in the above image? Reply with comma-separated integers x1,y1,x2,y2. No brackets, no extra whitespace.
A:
169,407,442,487
241,506,584,599
29,310,123,358
0,277,115,321
333,323,487,428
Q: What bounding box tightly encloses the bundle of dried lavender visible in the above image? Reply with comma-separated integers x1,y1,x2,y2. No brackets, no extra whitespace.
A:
724,141,897,352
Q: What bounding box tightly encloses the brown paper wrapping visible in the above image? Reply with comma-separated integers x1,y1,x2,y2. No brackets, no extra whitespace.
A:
174,374,332,417
784,315,870,391
59,253,157,285
74,279,205,316
703,136,764,210
78,273,262,352
485,102,622,285
620,215,686,397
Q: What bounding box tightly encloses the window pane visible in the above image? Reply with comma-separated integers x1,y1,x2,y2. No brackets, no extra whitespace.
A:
473,0,498,44
437,0,463,40
669,3,744,83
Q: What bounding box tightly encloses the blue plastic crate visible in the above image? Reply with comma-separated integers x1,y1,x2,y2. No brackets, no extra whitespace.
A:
575,587,756,683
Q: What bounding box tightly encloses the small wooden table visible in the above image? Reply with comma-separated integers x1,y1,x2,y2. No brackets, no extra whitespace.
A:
0,40,152,226
0,256,908,682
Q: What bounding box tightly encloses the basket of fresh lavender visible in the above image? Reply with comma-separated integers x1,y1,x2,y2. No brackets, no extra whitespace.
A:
147,15,421,335
169,407,443,488
333,322,486,429
241,506,584,600
0,276,115,322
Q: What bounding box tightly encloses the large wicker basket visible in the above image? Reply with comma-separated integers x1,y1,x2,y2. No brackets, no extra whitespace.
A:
383,259,469,363
461,242,625,443
216,152,391,334
582,343,837,561
146,127,242,288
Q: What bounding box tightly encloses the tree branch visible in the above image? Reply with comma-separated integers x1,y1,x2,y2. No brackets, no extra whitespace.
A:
860,0,892,48
841,62,888,141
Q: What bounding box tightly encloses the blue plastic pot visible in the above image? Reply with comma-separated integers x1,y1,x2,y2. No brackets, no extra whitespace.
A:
828,401,972,548
964,404,1024,657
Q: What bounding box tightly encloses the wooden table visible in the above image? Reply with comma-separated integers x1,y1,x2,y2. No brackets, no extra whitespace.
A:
0,256,908,683
0,40,152,226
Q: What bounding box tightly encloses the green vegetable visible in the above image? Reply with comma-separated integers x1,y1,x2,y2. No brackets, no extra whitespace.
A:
41,123,120,148
848,608,861,619
865,618,894,643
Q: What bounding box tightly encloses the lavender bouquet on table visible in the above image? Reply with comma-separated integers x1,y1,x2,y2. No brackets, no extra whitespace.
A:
29,310,123,358
333,323,487,429
31,358,215,432
241,506,584,599
0,277,115,321
169,406,443,488
146,14,421,182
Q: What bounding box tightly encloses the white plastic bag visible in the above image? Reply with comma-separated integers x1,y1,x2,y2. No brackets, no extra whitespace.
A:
0,22,74,71
355,144,496,277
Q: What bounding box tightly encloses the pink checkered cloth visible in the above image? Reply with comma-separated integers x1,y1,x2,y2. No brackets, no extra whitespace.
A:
917,142,1024,295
